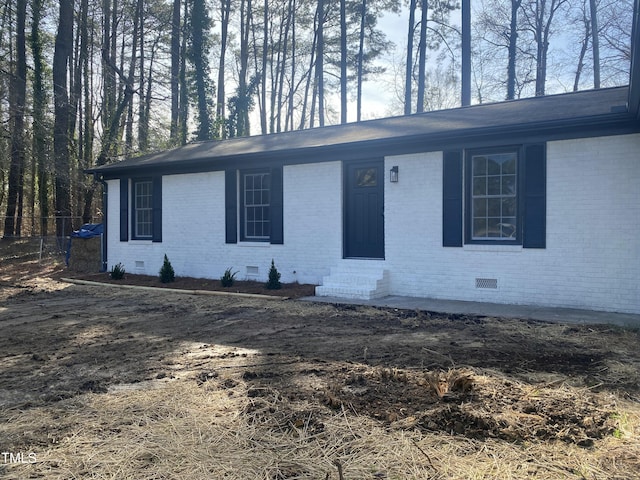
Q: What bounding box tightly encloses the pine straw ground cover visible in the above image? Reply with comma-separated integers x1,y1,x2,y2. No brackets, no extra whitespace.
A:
1,253,640,478
4,377,638,480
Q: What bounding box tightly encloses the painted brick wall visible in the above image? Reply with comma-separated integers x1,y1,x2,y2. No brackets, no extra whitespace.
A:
106,133,638,313
106,162,342,285
107,172,223,279
384,133,640,314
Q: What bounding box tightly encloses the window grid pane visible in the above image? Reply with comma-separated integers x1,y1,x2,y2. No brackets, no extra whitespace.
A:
134,181,153,238
471,152,518,240
244,173,270,240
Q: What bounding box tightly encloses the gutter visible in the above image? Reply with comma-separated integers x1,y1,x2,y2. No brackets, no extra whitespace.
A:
93,173,108,272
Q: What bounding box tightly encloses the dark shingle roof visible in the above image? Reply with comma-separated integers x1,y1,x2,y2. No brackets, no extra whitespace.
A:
89,86,635,177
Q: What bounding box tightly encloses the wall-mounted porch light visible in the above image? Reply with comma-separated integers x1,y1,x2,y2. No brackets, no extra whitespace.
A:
389,166,399,183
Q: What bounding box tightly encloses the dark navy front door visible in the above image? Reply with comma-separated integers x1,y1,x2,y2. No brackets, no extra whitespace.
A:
344,160,384,259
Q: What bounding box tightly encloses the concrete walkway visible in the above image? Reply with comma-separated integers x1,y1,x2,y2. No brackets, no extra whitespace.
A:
303,295,640,328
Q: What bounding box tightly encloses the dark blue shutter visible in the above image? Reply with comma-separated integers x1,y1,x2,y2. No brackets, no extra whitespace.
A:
270,167,284,244
522,143,546,248
225,170,237,243
119,178,128,242
442,150,463,247
152,176,163,242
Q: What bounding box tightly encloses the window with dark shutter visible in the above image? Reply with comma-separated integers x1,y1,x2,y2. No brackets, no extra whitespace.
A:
120,178,129,242
522,144,546,248
442,144,546,248
225,170,238,244
443,150,463,247
270,167,284,245
226,167,283,244
152,176,163,243
127,176,162,241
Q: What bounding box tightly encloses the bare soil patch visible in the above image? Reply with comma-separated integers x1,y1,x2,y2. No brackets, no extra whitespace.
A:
1,245,639,479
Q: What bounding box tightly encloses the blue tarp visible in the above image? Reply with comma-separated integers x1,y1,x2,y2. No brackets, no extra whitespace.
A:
71,223,103,238
66,224,103,265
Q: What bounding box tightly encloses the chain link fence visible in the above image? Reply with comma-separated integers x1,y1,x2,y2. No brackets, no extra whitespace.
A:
0,216,103,263
1,216,100,238
0,236,68,264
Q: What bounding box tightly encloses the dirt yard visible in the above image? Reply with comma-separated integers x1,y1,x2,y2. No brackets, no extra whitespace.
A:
1,243,639,479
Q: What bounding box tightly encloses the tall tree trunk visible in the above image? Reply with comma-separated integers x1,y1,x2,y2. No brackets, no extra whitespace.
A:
315,0,325,127
356,0,367,122
217,0,231,138
3,0,27,237
138,37,158,153
534,9,546,96
573,8,590,91
125,0,142,154
299,7,318,130
260,0,268,134
96,0,137,166
287,0,296,131
102,0,116,141
531,0,567,97
137,4,146,152
53,0,74,238
589,0,600,88
269,6,283,134
404,0,417,114
170,0,180,143
416,0,428,113
340,0,348,124
15,0,27,236
81,0,95,224
179,0,189,145
192,0,213,140
237,0,252,136
31,0,49,236
276,1,292,133
461,0,471,106
506,0,522,100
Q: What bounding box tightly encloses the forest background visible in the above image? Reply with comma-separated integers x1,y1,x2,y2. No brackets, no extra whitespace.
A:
0,0,633,239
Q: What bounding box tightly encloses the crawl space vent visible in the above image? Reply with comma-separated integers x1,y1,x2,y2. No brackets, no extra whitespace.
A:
476,278,498,289
246,266,259,278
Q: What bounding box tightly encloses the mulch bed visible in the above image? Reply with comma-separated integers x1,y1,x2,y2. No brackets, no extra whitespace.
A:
63,271,317,298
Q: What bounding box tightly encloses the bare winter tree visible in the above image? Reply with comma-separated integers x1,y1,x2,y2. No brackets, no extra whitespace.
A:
3,0,27,237
53,0,74,237
520,0,570,96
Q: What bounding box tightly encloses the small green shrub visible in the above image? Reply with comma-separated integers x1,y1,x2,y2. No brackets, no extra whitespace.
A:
220,267,238,287
159,254,175,283
265,259,282,290
110,263,126,280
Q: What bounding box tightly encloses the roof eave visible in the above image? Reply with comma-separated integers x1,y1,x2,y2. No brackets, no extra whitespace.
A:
86,111,636,180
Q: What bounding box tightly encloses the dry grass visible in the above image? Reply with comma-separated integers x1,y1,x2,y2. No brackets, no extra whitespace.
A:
1,247,639,479
2,375,639,480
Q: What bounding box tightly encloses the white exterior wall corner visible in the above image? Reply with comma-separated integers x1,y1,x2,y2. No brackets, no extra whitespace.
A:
106,172,225,279
383,134,640,314
106,162,342,286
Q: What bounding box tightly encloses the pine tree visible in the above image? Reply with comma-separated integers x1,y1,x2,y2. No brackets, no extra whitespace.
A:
265,259,282,290
159,254,176,283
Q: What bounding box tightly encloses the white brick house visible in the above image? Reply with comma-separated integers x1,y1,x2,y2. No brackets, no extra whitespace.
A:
89,79,640,314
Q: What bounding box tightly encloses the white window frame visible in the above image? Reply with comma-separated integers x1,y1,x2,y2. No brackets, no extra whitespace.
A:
242,171,271,241
133,180,153,239
468,149,519,243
